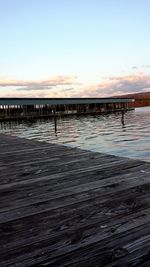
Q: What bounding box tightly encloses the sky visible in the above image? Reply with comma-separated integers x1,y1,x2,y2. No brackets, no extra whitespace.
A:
0,0,150,98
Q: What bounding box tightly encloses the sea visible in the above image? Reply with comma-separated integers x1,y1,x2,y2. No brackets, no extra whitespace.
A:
0,106,150,162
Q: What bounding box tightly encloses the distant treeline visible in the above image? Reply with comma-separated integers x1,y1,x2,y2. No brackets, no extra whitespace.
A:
132,98,150,107
119,92,150,108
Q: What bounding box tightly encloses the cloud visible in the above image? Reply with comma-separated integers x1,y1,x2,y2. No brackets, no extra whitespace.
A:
0,73,150,98
61,87,74,92
0,75,82,97
142,64,150,69
132,65,150,70
132,66,138,70
0,90,49,98
77,74,150,97
16,86,53,91
0,75,77,89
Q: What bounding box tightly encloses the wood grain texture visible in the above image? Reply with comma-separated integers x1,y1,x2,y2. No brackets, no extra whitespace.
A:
0,133,150,267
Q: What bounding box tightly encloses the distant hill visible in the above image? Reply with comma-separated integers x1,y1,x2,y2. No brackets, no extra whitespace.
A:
119,91,150,107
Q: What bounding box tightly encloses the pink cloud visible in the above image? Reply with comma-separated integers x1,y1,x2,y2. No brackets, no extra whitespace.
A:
0,73,150,98
0,75,77,88
76,74,150,97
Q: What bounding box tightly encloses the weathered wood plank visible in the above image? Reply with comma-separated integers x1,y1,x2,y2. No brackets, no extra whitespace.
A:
0,134,150,267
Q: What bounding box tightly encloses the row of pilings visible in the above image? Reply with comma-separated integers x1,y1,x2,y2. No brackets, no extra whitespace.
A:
0,102,132,121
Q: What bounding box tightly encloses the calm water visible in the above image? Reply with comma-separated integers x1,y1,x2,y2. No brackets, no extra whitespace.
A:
0,107,150,162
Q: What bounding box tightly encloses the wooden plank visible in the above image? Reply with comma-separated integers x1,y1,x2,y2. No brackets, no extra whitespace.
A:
0,134,150,267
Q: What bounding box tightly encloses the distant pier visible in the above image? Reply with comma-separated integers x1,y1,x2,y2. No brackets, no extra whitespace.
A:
0,134,149,267
0,97,134,121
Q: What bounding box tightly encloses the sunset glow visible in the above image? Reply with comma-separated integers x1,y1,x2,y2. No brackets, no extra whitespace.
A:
0,0,150,97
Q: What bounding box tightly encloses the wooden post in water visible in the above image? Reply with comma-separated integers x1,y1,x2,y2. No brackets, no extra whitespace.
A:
54,105,57,133
8,105,10,118
121,109,125,126
5,105,7,118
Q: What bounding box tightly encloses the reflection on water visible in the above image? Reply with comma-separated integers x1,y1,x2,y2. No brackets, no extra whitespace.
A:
0,107,150,162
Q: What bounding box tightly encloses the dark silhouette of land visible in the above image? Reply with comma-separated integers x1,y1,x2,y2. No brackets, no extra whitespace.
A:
119,91,150,107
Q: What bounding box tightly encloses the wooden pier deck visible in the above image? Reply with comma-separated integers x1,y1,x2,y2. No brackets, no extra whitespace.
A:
0,134,150,267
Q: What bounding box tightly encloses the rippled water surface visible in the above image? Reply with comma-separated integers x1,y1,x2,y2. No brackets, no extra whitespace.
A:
1,107,150,162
